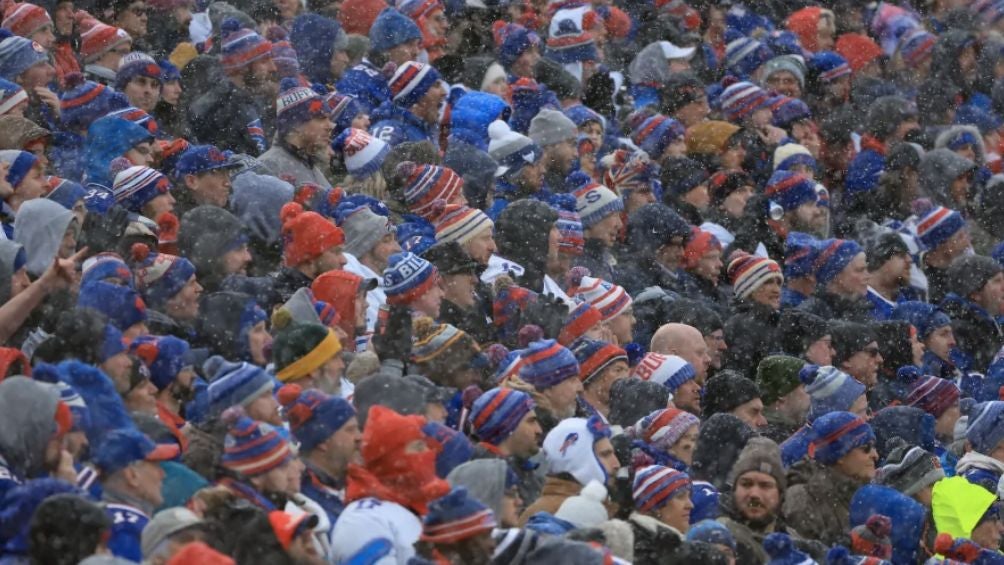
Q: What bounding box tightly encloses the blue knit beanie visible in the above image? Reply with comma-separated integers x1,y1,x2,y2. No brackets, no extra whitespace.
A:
890,301,952,339
424,421,474,478
783,232,821,279
159,60,181,82
801,364,866,422
813,238,864,287
383,252,438,305
0,35,47,80
100,324,126,362
966,401,1004,455
809,51,851,83
369,7,422,53
493,21,539,69
763,532,814,565
77,280,148,331
129,335,192,391
724,33,774,79
0,76,25,115
221,414,292,477
687,520,735,550
519,339,580,390
469,387,535,445
277,383,356,452
422,487,497,543
46,177,86,211
809,411,875,465
914,202,966,251
207,360,275,419
0,150,37,188
276,78,330,138
113,52,161,90
765,170,817,212
59,73,130,132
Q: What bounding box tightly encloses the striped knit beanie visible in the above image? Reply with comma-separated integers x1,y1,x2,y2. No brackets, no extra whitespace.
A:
813,238,863,287
266,26,298,78
0,35,46,79
130,243,194,308
220,18,272,72
571,338,627,384
207,360,274,418
567,269,631,321
277,383,356,452
906,373,960,418
719,80,771,123
398,161,464,221
800,364,866,422
773,143,816,172
276,78,329,138
784,231,822,279
222,414,293,477
899,29,935,67
727,251,782,300
79,22,130,64
59,73,128,132
421,487,497,544
809,411,875,465
765,170,817,212
633,465,692,512
633,407,700,452
0,77,25,116
431,201,493,247
111,160,172,214
330,128,388,179
682,228,721,270
555,207,585,256
492,280,537,343
602,149,657,198
809,51,851,83
631,114,685,160
389,61,441,109
492,21,539,69
570,172,623,229
545,18,597,64
470,387,535,445
966,401,1004,454
559,301,603,346
519,339,580,390
631,353,696,393
383,251,439,305
1,2,51,37
114,52,161,90
129,334,191,391
725,34,773,79
412,317,479,376
915,203,965,250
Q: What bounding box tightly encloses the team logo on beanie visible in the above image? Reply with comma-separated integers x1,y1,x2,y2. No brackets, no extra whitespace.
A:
559,432,579,456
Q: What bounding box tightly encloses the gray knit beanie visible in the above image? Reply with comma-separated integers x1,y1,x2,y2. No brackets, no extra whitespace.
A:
341,206,395,258
874,441,945,496
528,109,577,147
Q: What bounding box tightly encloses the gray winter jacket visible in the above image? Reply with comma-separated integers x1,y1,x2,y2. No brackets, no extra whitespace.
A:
13,198,73,277
0,377,60,480
259,143,332,189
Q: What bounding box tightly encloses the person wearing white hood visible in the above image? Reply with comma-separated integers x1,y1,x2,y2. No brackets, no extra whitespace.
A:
14,197,78,278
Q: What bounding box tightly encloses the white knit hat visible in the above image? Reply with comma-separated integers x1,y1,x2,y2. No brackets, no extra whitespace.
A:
488,120,541,178
555,481,609,528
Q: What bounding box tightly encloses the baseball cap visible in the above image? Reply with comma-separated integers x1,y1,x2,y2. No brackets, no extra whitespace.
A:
174,145,238,177
93,428,180,475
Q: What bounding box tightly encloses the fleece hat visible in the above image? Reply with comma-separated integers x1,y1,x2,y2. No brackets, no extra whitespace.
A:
398,162,464,220
383,251,438,305
80,22,131,64
0,77,25,115
631,353,696,394
0,35,46,80
222,414,293,477
966,401,1004,454
703,371,762,418
719,80,772,124
388,61,442,109
566,269,632,321
813,238,863,287
519,339,580,390
277,383,355,452
727,251,782,300
571,338,627,384
801,364,866,422
529,109,577,147
331,128,388,179
542,415,612,486
875,444,944,497
470,387,535,445
114,52,161,90
765,170,817,212
809,411,875,466
488,120,541,179
369,7,422,53
756,355,807,406
570,173,623,229
914,204,966,251
632,407,700,452
422,487,497,544
633,465,691,512
279,202,345,267
129,335,192,391
948,255,1003,299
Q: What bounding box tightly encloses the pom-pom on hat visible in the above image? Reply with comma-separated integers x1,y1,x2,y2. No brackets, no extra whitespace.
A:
421,487,497,544
79,22,131,64
77,280,147,331
398,161,464,220
331,128,388,179
850,514,893,559
276,78,330,138
571,338,627,384
763,532,813,565
801,364,866,421
279,202,345,267
809,411,875,465
519,339,580,390
114,52,161,90
727,251,782,301
388,61,442,109
567,268,632,321
111,159,172,214
632,465,691,512
221,412,293,477
220,18,273,72
488,119,541,179
129,334,192,391
277,383,356,452
130,243,195,308
0,76,25,115
633,407,700,450
1,2,51,38
470,387,535,445
383,251,438,305
631,352,696,393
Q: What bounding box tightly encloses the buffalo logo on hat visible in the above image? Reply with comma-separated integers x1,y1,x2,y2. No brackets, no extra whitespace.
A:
208,147,228,163
559,432,579,456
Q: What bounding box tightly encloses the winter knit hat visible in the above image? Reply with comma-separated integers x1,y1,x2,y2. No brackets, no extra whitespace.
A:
80,22,131,64
0,77,25,115
545,18,597,65
685,120,742,156
632,407,700,451
801,364,866,421
904,372,960,418
542,415,612,485
0,35,46,80
631,353,696,393
369,7,422,53
631,114,685,159
77,280,147,331
633,465,691,512
703,371,762,418
383,251,438,305
890,301,951,339
492,21,540,69
1,2,50,37
422,487,497,544
337,204,394,258
488,120,541,179
875,444,944,497
555,207,584,255
221,414,293,477
773,143,816,172
809,411,875,465
220,18,272,72
783,232,821,279
111,161,172,213
129,335,191,391
755,355,807,406
398,161,464,220
682,228,720,270
0,149,35,187
571,338,627,384
727,251,782,300
559,301,603,346
566,269,632,321
966,401,1004,454
771,97,813,130
529,108,577,147
809,51,851,83
762,54,806,87
267,26,298,78
765,170,817,212
915,204,966,250
411,317,479,377
272,320,342,383
130,244,195,308
720,80,772,123
470,387,535,445
207,361,274,418
836,33,882,73
431,201,493,247
727,436,787,491
848,515,893,559
331,128,388,179
389,61,441,109
519,339,580,390
899,28,936,67
948,255,1003,299
279,202,345,267
571,174,623,229
114,52,161,90
813,238,864,287
276,78,329,138
277,383,355,452
763,533,813,565
725,34,774,79
58,73,128,132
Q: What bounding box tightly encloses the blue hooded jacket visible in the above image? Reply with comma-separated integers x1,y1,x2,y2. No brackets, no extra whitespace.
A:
369,101,437,148
83,117,154,188
850,485,927,564
290,14,346,88
445,91,510,209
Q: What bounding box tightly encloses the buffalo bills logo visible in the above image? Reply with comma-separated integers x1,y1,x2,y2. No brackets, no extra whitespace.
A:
559,432,579,456
247,119,267,153
208,148,227,163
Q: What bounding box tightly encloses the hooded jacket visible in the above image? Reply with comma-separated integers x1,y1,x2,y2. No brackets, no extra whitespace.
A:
369,101,438,149
0,241,23,303
931,30,978,95
935,125,986,168
0,377,59,499
13,199,74,277
850,484,928,564
444,92,509,209
290,14,346,87
796,288,875,324
932,476,997,542
941,292,1004,374
783,462,862,548
188,78,272,156
446,459,510,521
955,451,1004,494
259,141,333,189
496,199,559,293
918,148,976,208
83,117,155,188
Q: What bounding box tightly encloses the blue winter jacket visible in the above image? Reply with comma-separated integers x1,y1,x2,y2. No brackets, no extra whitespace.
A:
369,102,437,148
83,117,155,188
336,61,391,113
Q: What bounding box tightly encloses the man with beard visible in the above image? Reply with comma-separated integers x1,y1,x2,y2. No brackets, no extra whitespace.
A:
216,412,298,513
260,80,335,189
528,109,578,194
425,242,494,344
516,340,585,434
188,19,278,156
718,437,824,564
864,231,917,320
129,335,197,450
469,388,546,508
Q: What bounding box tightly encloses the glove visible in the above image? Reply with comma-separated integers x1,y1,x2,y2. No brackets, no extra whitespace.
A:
371,304,412,364
77,205,130,256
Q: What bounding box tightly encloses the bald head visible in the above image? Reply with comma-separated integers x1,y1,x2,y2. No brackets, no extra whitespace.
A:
650,323,711,382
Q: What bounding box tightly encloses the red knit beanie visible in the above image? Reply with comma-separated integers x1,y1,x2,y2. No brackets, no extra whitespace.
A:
836,33,882,73
339,0,387,34
279,202,345,267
